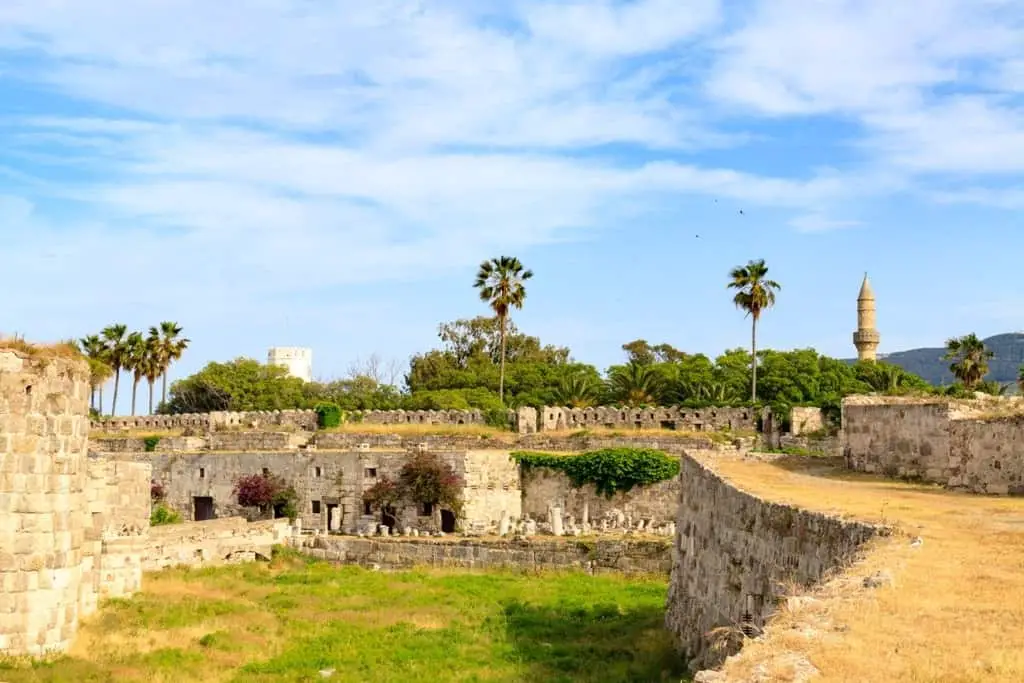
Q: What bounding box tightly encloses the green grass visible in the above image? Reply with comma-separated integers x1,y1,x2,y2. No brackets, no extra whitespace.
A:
0,550,685,683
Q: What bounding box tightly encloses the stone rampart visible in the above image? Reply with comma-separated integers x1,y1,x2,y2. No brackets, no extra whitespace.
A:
291,536,672,575
142,517,292,571
91,409,318,433
540,405,757,432
842,396,1024,494
91,404,763,436
665,452,881,672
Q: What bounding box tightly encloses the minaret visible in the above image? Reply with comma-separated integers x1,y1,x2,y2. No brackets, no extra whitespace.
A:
853,273,880,361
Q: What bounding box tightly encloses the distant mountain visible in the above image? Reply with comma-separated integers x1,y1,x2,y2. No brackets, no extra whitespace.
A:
867,333,1024,387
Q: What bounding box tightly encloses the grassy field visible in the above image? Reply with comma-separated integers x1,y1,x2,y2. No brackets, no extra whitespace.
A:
706,454,1024,682
0,553,683,683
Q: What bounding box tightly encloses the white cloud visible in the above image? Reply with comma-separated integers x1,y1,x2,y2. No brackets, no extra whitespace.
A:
1,0,1023,367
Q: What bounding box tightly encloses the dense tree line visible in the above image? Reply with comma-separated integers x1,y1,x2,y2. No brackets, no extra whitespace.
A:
82,255,1016,421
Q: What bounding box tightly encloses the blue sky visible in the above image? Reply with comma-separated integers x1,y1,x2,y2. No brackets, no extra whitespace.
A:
2,0,1023,406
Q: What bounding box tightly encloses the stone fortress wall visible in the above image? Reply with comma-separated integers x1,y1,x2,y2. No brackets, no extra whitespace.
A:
842,395,1024,495
91,403,761,435
0,349,301,657
665,452,883,672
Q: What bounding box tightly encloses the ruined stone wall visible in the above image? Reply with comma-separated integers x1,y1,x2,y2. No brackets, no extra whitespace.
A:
292,536,672,575
789,407,825,436
842,396,1024,494
348,408,490,426
540,405,757,433
946,417,1024,494
520,468,679,530
142,517,292,571
91,409,318,433
84,457,151,603
665,452,880,671
137,449,520,535
0,350,92,655
459,450,522,533
841,397,953,479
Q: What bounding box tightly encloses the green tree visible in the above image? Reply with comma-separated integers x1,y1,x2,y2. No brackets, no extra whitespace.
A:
943,334,993,390
163,358,309,414
727,259,781,403
473,256,533,403
606,360,667,406
101,324,129,416
1018,365,1024,394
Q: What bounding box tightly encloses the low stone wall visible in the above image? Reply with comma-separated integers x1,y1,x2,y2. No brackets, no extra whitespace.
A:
777,434,841,456
142,517,292,571
92,409,318,433
665,452,882,672
948,417,1024,495
348,408,489,426
292,536,672,575
521,467,679,531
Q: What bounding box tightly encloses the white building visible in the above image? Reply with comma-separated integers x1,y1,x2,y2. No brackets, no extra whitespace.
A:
267,347,313,383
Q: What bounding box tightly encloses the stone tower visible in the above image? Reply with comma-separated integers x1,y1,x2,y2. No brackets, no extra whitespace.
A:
853,273,880,362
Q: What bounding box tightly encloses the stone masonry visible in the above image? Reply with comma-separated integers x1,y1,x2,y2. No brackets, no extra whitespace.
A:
665,451,881,672
842,395,1024,494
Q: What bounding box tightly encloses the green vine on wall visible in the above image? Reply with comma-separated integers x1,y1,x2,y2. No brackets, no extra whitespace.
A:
511,447,679,498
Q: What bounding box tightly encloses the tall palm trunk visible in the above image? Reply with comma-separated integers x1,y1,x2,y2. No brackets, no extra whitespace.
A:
89,385,96,412
498,314,507,403
130,375,140,416
161,373,169,408
111,370,121,416
148,380,155,415
750,315,758,403
98,385,104,416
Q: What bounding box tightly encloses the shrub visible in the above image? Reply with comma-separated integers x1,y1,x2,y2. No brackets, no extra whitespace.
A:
143,435,161,452
362,476,401,511
150,503,181,526
512,448,680,497
398,452,464,514
483,407,510,429
233,472,297,520
314,401,342,429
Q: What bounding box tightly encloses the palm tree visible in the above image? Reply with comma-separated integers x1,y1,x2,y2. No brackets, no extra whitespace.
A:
77,334,112,412
553,372,598,408
606,361,667,406
101,324,129,416
473,256,533,403
150,321,189,408
727,259,781,403
140,332,164,414
943,334,993,390
122,332,147,416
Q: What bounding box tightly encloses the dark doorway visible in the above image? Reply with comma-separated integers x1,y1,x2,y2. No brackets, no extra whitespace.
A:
193,496,215,521
326,503,339,532
440,509,456,533
381,505,397,532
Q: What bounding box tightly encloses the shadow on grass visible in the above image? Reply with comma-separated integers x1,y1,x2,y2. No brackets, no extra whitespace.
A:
501,599,686,683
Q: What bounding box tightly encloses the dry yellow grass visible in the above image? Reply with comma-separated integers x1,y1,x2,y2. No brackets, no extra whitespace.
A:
0,334,83,360
702,454,1024,683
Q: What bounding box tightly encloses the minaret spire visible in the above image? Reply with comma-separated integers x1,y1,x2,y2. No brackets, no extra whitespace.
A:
853,273,880,361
